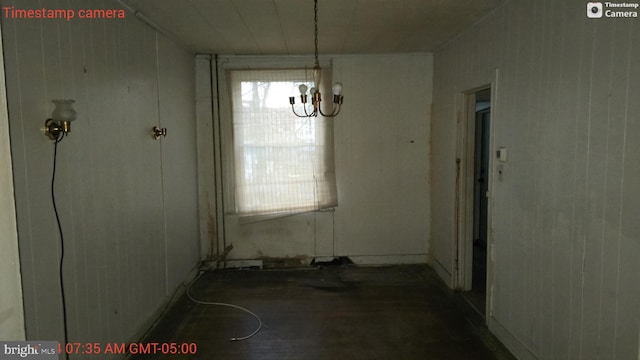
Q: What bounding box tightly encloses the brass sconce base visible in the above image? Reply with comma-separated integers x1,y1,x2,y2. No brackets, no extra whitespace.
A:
44,99,77,141
44,119,67,141
153,126,167,139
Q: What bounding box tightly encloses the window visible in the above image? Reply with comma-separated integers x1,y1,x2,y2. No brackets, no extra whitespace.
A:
229,69,337,216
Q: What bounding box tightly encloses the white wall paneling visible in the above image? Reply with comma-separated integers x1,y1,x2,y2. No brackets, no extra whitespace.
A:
431,0,640,358
0,23,25,340
2,0,199,350
156,34,199,291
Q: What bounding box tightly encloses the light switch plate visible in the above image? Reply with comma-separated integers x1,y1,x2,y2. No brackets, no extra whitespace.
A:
497,147,508,162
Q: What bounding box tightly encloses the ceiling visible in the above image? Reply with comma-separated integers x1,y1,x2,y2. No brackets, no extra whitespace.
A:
121,0,504,55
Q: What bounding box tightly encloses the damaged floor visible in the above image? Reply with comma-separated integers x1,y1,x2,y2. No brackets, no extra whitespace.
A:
132,264,514,360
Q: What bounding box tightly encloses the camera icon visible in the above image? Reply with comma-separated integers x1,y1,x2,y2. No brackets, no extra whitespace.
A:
587,2,603,18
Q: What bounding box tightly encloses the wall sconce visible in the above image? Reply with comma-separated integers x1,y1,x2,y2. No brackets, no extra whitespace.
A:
45,99,77,141
152,126,167,139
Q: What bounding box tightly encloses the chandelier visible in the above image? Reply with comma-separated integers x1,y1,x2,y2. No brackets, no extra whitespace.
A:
289,0,343,118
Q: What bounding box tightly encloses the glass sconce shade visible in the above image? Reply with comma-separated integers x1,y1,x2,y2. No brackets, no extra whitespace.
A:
51,100,77,122
45,99,77,141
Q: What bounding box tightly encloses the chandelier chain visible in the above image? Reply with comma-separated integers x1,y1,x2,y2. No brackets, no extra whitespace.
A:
314,0,319,66
288,0,342,118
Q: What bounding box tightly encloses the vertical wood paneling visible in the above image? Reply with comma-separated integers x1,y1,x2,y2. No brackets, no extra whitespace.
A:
2,0,64,339
597,19,631,357
551,3,579,358
0,21,25,340
430,41,456,284
616,18,640,358
156,34,199,291
432,0,640,358
2,0,199,353
537,0,561,354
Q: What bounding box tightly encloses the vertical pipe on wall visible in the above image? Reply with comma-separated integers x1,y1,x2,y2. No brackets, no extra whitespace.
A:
212,54,227,265
195,54,217,262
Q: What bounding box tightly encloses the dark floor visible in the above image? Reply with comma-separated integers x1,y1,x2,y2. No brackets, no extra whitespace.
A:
132,264,514,360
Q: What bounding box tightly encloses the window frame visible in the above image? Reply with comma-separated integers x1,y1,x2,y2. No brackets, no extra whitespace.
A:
217,56,337,219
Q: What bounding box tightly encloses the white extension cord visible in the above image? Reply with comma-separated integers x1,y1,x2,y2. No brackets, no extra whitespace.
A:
186,270,263,342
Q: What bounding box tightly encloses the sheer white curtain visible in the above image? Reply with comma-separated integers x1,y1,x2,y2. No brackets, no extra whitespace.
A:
230,69,337,216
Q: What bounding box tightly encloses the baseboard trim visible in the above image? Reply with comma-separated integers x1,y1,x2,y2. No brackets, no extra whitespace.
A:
221,259,264,269
220,254,430,268
432,258,453,288
488,316,538,360
347,254,428,265
124,265,200,359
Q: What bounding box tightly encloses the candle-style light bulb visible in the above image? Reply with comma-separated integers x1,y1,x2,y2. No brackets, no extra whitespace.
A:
332,83,343,95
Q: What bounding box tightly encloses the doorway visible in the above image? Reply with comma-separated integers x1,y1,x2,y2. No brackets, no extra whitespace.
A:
468,89,491,315
456,87,491,317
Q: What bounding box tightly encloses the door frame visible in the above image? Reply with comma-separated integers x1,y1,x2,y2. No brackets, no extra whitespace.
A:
453,70,498,319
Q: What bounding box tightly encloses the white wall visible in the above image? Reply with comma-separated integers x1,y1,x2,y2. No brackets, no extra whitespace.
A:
431,0,640,358
2,0,199,348
198,54,432,265
0,23,25,340
333,54,432,263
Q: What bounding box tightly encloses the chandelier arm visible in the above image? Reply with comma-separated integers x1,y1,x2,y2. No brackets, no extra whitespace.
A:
332,104,342,116
291,105,310,118
294,103,317,118
318,103,340,117
303,103,312,117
